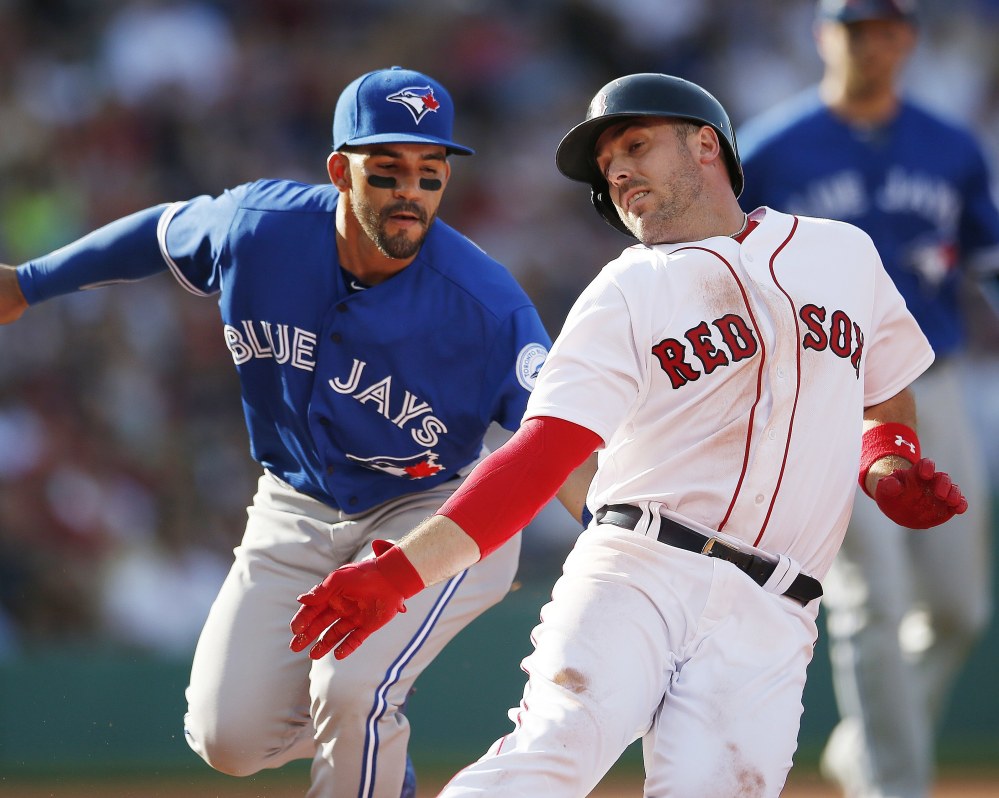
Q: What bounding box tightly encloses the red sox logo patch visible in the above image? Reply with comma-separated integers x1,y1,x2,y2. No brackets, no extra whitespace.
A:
387,86,441,124
346,450,444,479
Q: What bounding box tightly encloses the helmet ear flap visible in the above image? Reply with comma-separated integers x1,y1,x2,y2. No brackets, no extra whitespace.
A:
591,185,635,237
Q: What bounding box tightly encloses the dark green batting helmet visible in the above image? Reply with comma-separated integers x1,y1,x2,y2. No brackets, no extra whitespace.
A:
555,73,744,236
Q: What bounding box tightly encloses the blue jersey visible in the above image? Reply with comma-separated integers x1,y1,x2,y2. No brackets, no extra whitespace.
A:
738,90,999,355
23,179,550,512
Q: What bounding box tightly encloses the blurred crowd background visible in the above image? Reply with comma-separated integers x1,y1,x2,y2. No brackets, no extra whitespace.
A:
1,0,998,660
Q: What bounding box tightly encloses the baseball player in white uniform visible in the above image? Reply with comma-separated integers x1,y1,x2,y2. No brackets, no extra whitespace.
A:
283,74,969,796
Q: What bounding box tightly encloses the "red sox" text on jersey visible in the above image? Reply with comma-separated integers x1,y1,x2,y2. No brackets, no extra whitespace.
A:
652,305,865,388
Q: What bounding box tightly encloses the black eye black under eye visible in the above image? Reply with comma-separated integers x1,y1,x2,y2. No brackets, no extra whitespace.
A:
365,175,442,191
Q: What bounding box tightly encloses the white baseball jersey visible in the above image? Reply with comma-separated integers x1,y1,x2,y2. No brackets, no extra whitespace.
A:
526,207,933,580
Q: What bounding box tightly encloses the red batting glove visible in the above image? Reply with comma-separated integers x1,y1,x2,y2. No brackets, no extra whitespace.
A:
289,540,424,660
873,457,969,530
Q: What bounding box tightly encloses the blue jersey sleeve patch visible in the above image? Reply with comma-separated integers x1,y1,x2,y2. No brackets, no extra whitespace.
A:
516,342,548,391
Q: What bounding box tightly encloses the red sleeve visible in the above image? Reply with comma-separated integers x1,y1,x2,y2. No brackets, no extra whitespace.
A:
436,416,601,558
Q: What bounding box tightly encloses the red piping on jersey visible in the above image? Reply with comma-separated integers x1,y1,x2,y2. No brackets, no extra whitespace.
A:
754,216,801,546
670,245,767,535
734,217,760,243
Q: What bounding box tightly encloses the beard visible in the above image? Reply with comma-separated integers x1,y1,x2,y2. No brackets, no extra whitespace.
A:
353,196,432,260
623,155,703,246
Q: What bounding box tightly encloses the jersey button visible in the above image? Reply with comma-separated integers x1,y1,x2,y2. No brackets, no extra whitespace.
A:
755,494,765,504
319,417,331,427
337,303,348,312
348,497,359,506
330,333,342,343
326,464,335,475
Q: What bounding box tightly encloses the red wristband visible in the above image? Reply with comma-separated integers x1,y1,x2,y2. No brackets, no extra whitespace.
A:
371,540,425,599
858,422,920,497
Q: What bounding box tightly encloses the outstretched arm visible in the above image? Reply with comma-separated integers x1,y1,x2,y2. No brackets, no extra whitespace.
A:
860,387,968,528
483,424,597,525
290,416,602,659
0,265,28,324
4,204,171,311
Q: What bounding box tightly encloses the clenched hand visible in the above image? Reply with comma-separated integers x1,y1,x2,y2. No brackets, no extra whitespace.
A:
874,457,968,529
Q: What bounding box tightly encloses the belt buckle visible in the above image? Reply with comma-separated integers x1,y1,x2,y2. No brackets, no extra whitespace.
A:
701,537,728,557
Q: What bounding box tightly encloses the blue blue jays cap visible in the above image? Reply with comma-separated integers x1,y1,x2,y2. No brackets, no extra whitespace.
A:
817,0,918,24
332,66,474,155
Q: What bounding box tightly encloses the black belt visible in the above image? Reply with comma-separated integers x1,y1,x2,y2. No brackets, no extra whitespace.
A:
594,504,823,605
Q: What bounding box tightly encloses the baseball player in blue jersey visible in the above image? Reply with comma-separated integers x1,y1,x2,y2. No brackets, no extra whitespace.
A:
739,2,999,796
0,66,591,798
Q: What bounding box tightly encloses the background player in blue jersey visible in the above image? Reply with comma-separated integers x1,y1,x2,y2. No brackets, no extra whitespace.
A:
0,66,591,798
738,2,999,796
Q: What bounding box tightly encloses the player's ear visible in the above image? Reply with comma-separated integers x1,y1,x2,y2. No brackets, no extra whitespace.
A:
327,152,351,192
695,125,722,168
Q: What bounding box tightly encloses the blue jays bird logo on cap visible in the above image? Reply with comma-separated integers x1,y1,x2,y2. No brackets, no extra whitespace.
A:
332,67,474,154
387,86,441,125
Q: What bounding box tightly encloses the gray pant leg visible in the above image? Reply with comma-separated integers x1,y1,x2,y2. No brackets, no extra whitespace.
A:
185,472,339,775
906,365,992,725
822,361,992,798
824,495,930,796
305,485,521,798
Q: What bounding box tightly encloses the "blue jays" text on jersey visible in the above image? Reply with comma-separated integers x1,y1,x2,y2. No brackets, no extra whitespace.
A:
156,179,550,512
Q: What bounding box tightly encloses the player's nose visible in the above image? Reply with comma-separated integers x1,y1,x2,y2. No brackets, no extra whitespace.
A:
391,173,423,199
604,156,633,187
